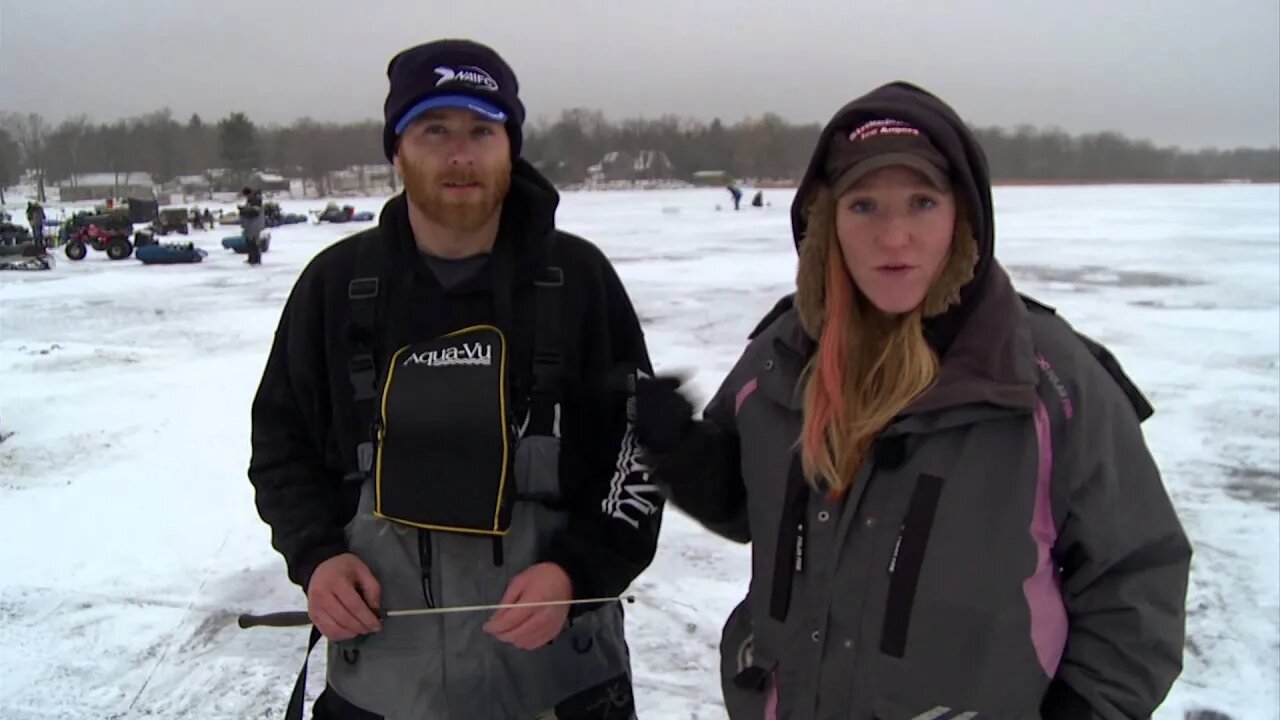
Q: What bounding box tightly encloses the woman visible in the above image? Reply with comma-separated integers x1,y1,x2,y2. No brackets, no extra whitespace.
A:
636,83,1191,719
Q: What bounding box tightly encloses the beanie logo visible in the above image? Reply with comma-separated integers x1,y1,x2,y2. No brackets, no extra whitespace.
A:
434,65,500,92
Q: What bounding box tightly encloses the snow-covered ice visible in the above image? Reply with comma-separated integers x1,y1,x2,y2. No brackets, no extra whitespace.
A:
0,185,1276,718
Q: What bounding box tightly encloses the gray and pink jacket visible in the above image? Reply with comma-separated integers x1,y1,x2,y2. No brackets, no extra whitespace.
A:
652,83,1192,719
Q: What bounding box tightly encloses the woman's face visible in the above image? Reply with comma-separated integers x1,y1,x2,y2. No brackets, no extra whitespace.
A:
834,165,957,315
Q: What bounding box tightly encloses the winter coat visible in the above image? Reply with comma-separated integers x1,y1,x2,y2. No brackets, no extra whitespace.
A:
239,192,265,237
249,160,662,718
654,83,1192,719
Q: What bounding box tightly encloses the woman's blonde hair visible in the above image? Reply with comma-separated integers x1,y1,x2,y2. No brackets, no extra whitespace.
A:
794,184,978,495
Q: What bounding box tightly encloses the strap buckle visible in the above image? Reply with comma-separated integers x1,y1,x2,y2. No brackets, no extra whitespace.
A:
534,349,564,365
348,277,379,299
348,354,375,375
356,441,374,473
534,266,564,288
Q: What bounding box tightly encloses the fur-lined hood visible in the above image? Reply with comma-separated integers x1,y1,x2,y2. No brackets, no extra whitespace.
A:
790,82,997,353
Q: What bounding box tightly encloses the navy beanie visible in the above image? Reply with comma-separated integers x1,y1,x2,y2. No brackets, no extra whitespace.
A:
383,39,525,161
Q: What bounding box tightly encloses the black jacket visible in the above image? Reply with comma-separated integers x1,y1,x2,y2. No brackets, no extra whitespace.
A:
249,160,661,602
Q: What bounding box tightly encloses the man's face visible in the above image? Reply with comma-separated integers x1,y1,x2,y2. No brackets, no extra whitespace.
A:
394,108,512,233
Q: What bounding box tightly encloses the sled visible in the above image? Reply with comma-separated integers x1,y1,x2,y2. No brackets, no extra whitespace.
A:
137,242,207,265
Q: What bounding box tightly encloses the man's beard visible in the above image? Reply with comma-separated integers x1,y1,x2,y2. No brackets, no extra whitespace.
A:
402,155,512,233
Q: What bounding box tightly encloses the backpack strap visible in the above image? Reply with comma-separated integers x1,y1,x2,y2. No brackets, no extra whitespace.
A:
346,230,389,482
526,231,565,438
1021,293,1154,423
1071,330,1154,422
1021,293,1155,539
748,293,796,340
281,628,368,720
283,626,323,720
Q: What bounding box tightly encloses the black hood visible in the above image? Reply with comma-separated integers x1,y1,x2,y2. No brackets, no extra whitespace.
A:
790,81,996,353
378,157,560,273
500,156,561,243
371,157,562,368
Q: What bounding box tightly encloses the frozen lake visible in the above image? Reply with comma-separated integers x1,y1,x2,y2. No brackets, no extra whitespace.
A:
1,184,1277,718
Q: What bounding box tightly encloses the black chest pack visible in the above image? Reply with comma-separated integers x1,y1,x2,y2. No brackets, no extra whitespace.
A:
344,230,566,536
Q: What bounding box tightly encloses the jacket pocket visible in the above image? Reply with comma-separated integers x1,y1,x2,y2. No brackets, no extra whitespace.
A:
880,473,945,659
547,672,636,719
313,686,384,720
505,434,567,573
325,625,436,718
503,601,635,717
721,598,770,720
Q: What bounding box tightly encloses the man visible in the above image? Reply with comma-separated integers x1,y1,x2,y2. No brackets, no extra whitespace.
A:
25,202,45,249
239,187,264,265
250,39,661,719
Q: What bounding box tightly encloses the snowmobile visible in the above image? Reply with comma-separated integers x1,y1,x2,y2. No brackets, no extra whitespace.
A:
263,202,308,228
315,203,376,224
316,203,356,224
0,242,55,271
0,220,32,246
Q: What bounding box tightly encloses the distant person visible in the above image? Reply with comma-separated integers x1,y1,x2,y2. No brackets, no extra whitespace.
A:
259,200,276,228
203,208,214,228
248,38,659,719
239,187,264,265
634,82,1191,718
25,202,46,249
750,190,763,208
727,184,743,211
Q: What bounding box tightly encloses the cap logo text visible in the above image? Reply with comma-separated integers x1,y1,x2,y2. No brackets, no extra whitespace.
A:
851,119,921,142
434,65,500,92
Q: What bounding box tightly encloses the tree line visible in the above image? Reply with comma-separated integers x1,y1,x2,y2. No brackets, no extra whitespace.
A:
2,108,1276,202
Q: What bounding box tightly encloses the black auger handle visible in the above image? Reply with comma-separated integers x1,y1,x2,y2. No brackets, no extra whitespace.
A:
237,610,314,629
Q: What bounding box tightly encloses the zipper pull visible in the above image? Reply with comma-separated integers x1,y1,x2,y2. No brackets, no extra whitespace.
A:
794,521,806,573
888,528,904,574
418,531,435,609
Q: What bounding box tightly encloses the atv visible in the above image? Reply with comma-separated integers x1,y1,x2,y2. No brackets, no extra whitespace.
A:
62,209,132,238
64,223,135,261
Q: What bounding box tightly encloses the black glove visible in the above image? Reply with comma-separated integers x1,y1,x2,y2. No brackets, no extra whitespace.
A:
635,376,746,533
634,375,695,455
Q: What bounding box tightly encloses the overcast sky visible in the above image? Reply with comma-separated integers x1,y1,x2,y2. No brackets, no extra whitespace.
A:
1,0,1277,149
